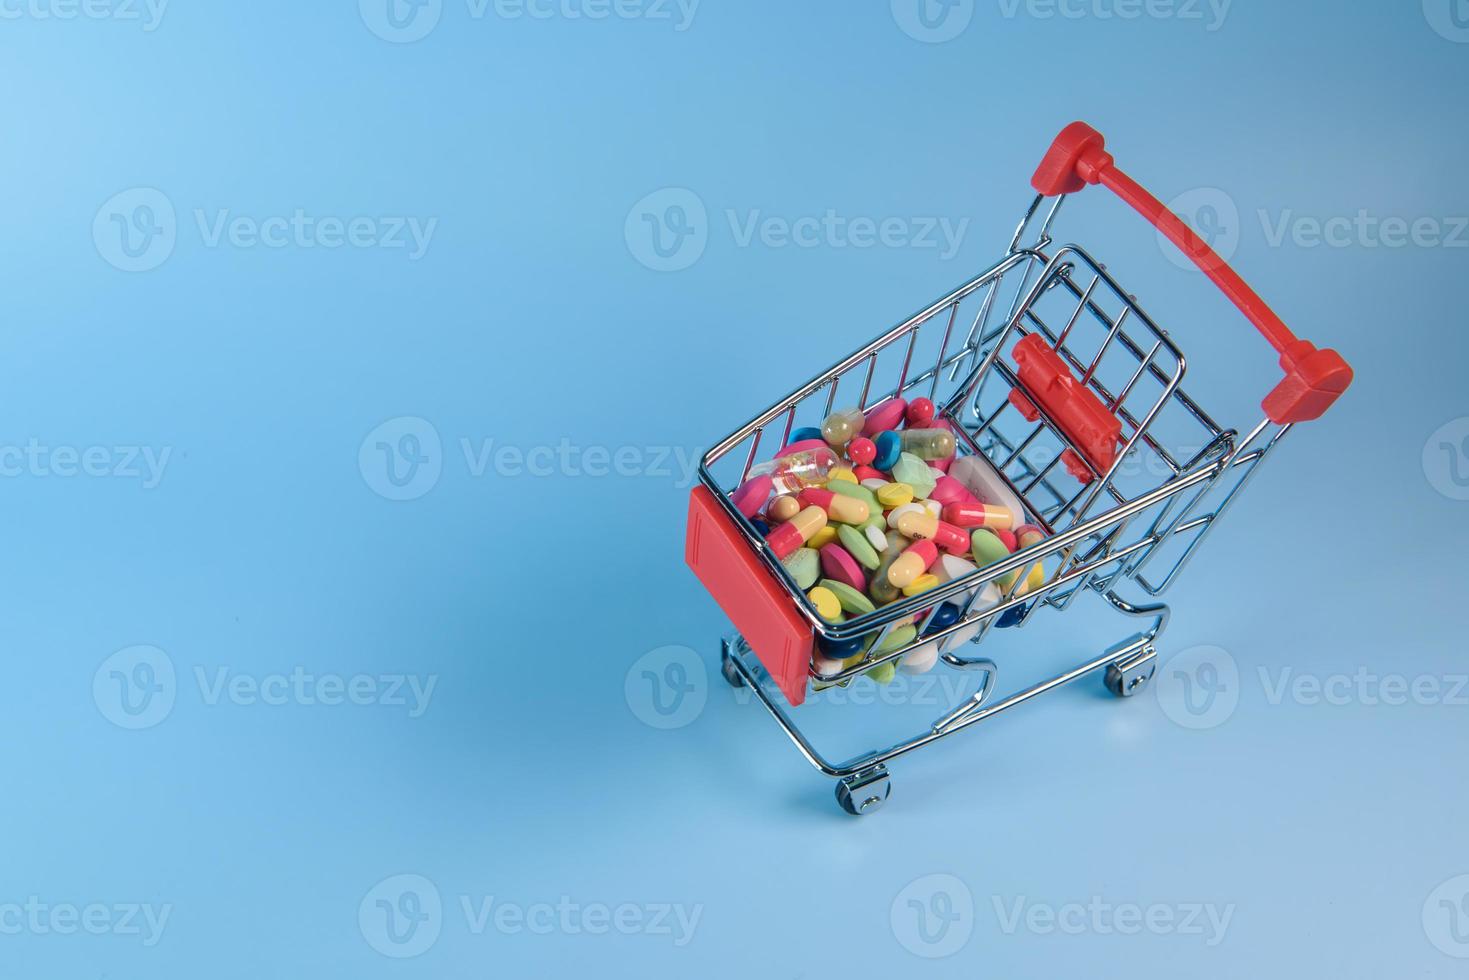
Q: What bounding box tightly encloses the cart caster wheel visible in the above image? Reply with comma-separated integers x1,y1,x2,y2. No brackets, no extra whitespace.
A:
835,765,890,816
1105,645,1157,697
720,650,745,689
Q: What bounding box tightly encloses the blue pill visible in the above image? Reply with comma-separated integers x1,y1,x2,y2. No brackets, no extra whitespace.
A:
923,602,962,635
996,604,1026,629
752,519,772,535
818,633,868,659
790,426,825,444
873,431,902,470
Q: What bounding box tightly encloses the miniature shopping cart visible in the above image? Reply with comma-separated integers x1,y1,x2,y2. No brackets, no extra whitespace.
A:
685,122,1352,814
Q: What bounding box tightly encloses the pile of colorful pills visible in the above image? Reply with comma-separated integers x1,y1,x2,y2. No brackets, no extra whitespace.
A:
733,396,1049,684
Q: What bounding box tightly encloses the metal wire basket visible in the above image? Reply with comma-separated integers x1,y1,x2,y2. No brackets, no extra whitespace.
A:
685,122,1352,814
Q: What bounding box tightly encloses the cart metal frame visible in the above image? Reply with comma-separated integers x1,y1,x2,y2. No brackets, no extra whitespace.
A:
689,123,1351,814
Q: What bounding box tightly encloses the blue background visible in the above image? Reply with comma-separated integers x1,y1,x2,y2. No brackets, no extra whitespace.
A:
3,1,1467,976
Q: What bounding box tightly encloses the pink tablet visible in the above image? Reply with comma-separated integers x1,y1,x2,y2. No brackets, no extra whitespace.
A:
819,543,867,592
862,398,908,436
731,475,773,518
775,439,829,458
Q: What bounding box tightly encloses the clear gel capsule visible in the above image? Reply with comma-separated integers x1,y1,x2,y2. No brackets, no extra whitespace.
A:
897,427,956,461
747,446,838,495
821,408,866,448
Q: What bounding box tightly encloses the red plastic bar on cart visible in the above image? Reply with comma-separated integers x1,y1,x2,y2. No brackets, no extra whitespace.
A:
1031,121,1352,425
686,486,811,705
1009,333,1122,481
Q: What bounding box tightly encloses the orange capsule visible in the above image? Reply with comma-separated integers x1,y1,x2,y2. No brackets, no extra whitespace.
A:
797,487,870,525
1013,523,1047,594
767,494,801,522
941,501,1015,531
887,539,939,589
1016,524,1045,548
767,506,828,559
894,511,970,555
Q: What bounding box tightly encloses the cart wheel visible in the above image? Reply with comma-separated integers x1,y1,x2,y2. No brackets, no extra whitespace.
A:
835,765,890,816
720,649,745,689
1105,645,1157,697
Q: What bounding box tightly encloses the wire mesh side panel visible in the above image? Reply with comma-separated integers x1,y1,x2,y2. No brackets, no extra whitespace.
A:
697,235,1288,683
940,245,1239,615
699,252,1039,503
696,252,1046,647
1123,418,1290,595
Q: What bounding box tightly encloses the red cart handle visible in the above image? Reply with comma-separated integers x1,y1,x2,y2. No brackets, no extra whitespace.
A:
1032,122,1352,425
